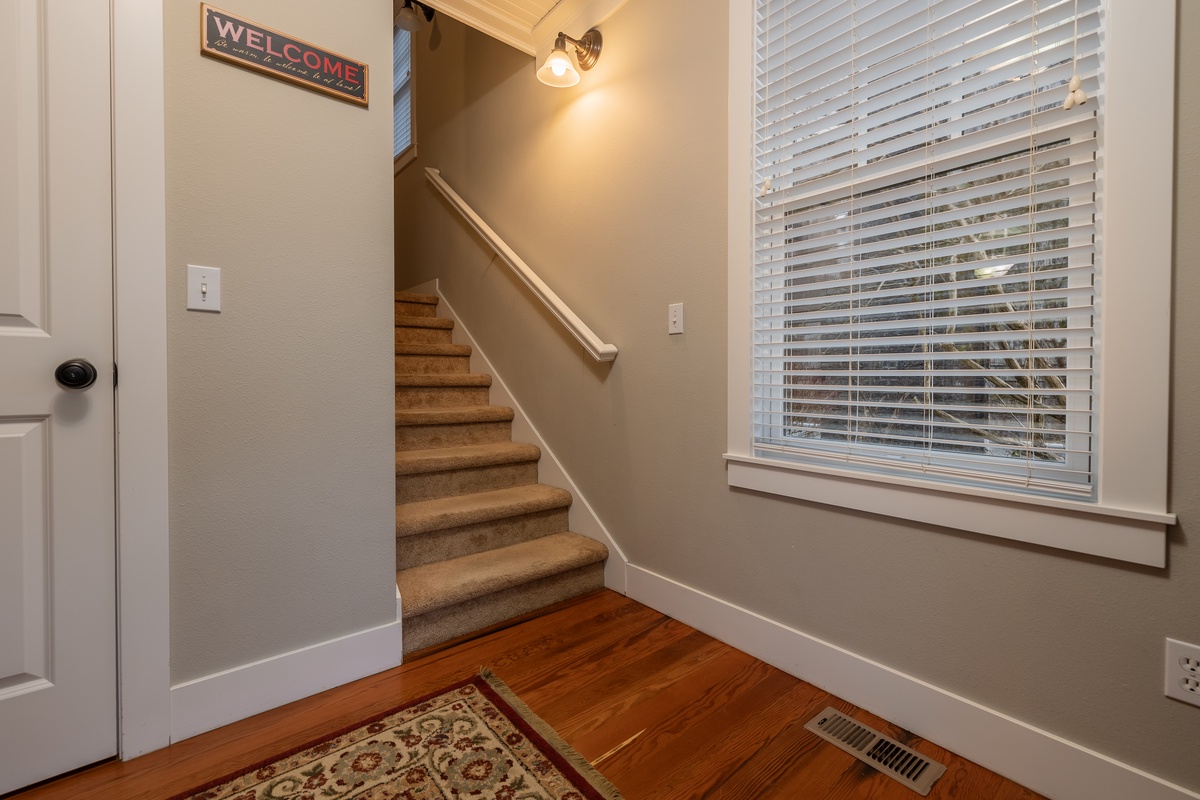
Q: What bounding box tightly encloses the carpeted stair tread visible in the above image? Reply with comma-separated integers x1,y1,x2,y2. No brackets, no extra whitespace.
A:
393,291,609,652
395,291,439,305
396,483,571,538
394,508,570,571
396,405,514,426
397,442,541,476
395,321,454,346
396,374,492,388
395,293,440,319
394,375,492,411
395,315,454,329
395,356,470,377
396,342,472,356
400,564,604,654
397,532,608,618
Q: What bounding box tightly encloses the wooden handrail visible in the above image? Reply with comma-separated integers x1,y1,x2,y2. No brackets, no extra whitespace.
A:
425,167,618,363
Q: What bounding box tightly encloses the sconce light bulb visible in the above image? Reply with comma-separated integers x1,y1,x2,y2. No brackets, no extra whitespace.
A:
537,45,580,87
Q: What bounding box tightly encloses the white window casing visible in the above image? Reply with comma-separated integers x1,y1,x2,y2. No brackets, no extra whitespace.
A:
726,0,1175,567
393,24,415,172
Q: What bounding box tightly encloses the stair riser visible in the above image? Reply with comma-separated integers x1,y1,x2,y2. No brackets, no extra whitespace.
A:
395,508,570,570
395,354,470,375
397,462,539,504
396,421,512,450
401,563,605,655
395,386,490,409
395,327,453,345
395,301,436,318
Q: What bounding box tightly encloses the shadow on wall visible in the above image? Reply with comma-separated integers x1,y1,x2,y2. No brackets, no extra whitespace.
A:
462,26,529,111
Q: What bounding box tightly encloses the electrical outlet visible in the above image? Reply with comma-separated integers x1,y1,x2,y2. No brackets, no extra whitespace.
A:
1165,638,1200,707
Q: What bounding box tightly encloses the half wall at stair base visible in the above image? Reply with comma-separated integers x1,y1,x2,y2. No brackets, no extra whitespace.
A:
164,0,399,732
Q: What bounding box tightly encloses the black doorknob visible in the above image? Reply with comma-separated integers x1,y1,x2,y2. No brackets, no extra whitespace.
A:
55,359,98,390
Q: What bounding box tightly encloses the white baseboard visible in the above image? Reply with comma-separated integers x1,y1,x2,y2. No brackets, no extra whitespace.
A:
169,618,404,742
403,279,629,593
626,564,1200,800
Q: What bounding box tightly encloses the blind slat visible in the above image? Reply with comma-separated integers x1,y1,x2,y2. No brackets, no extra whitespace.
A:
758,137,1097,227
759,115,1098,215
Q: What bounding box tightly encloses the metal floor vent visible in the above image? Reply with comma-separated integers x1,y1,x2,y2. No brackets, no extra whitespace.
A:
804,707,947,796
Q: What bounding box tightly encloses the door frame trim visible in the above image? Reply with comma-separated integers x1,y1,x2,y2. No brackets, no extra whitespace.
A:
112,0,171,758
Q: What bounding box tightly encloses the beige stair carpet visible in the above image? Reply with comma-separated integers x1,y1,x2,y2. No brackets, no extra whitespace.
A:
393,291,607,655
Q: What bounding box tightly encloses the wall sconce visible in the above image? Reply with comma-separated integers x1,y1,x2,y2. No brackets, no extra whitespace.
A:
395,0,434,32
536,29,602,88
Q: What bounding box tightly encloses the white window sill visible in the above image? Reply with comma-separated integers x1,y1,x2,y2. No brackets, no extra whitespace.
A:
394,144,417,175
724,454,1173,568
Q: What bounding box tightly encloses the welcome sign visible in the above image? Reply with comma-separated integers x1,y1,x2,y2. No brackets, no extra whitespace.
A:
200,4,369,107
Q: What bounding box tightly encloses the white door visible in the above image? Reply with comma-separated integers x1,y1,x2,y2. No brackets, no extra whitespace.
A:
0,0,117,792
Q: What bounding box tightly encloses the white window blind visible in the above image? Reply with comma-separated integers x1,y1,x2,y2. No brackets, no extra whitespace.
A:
753,0,1103,500
393,26,413,158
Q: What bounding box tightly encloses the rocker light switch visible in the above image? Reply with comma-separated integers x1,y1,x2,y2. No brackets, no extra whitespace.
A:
187,265,221,312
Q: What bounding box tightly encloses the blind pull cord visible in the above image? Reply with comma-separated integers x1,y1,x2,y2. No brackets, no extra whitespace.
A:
1064,0,1089,109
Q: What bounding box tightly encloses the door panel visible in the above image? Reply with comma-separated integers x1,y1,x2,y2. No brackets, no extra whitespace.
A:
0,419,49,692
0,0,118,792
0,0,45,333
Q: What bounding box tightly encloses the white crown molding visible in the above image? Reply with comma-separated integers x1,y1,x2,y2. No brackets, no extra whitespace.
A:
531,0,630,62
420,0,630,61
424,0,535,54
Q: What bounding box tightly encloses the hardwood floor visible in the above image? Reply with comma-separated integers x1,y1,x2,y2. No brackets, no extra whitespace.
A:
8,590,1044,800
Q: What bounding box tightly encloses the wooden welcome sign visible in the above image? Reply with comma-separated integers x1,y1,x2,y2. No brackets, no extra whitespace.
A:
200,4,369,107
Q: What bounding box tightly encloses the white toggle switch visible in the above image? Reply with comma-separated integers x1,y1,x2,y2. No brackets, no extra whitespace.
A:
187,265,221,312
668,302,684,334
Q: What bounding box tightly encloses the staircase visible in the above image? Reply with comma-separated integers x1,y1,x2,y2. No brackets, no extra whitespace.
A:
394,291,609,654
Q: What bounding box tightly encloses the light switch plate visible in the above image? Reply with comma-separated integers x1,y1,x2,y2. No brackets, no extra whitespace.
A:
187,265,221,312
668,303,684,334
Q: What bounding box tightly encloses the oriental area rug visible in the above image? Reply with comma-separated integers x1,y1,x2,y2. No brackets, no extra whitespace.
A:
170,670,622,800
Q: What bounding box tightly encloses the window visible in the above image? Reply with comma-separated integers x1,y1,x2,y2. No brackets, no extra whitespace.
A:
393,24,415,171
755,0,1102,499
726,0,1176,566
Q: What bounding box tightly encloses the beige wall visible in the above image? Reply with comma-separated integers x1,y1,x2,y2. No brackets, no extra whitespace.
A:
395,1,1200,791
166,0,396,683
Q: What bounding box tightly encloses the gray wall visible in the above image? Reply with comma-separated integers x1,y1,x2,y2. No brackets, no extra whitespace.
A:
395,1,1200,791
166,0,396,683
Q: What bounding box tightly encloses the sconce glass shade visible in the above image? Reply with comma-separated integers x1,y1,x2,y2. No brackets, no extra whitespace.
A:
537,44,580,87
394,4,421,31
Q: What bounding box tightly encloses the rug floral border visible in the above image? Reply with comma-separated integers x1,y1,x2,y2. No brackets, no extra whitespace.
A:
167,669,622,800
